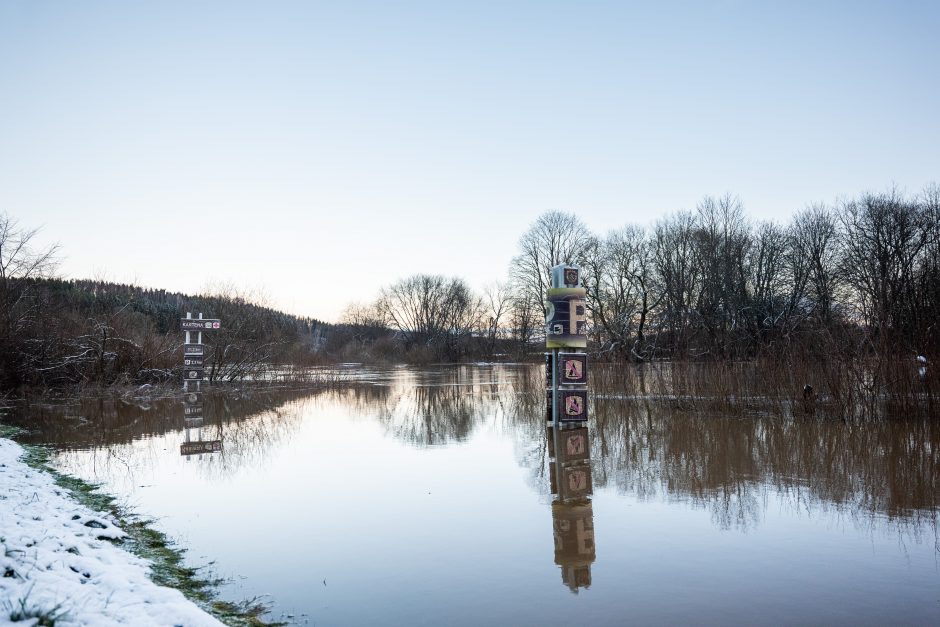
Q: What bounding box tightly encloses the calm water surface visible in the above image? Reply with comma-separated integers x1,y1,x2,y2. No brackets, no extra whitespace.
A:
11,365,940,625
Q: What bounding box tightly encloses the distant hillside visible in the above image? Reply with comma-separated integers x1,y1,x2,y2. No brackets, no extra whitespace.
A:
1,278,331,389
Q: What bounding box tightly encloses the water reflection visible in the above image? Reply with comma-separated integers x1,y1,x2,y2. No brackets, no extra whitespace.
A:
9,365,938,534
548,425,597,592
588,398,939,530
551,501,595,592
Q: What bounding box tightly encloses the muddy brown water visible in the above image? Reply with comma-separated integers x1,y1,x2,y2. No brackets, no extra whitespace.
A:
8,364,940,625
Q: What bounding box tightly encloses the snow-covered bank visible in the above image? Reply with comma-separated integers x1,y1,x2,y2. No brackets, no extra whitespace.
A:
0,437,224,626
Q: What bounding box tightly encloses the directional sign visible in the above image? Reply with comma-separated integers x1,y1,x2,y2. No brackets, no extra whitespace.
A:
180,440,222,456
183,416,204,427
546,288,587,349
183,356,205,368
183,369,204,381
181,319,221,331
183,344,205,356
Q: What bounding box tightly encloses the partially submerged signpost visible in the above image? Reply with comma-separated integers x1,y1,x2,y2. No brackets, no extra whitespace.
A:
180,312,222,457
545,264,596,592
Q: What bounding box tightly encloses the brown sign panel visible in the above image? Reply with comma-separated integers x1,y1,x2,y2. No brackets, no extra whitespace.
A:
180,440,222,456
183,344,205,356
184,392,201,404
183,369,204,381
558,390,588,422
183,416,204,427
181,319,221,331
183,356,204,367
559,353,587,385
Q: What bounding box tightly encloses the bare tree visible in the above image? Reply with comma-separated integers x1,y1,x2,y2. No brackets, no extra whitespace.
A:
378,274,480,359
481,281,512,358
0,213,59,387
840,189,931,351
585,226,660,360
509,211,593,345
653,210,700,357
791,204,841,326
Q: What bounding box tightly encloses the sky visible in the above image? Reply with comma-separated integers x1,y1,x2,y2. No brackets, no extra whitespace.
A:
1,1,938,322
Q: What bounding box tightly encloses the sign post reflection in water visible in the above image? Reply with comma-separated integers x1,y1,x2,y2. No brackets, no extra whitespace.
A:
181,312,222,459
545,264,595,592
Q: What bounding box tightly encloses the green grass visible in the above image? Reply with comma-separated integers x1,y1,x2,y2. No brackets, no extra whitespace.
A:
1,423,285,627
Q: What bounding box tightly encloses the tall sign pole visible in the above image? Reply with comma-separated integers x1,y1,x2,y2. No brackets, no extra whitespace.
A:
181,312,222,458
545,264,596,591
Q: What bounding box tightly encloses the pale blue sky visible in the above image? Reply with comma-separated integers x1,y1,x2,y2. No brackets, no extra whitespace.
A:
1,1,938,321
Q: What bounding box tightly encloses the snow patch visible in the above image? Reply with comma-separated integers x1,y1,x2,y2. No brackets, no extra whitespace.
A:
0,437,223,626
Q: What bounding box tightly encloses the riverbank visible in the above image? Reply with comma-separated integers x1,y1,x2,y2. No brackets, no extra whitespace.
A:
0,427,279,626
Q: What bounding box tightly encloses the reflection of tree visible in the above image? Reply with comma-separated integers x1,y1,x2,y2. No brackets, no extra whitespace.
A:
512,368,939,532
11,387,318,450
365,366,519,447
19,388,319,485
15,365,937,538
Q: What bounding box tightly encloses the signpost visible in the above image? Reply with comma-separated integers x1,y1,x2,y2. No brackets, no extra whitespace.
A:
180,312,222,458
544,263,596,592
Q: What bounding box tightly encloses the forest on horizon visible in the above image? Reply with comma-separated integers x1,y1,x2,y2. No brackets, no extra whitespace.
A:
1,183,938,392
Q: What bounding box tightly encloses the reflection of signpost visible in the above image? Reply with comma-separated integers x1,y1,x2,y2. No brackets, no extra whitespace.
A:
183,369,204,381
559,427,590,464
549,426,590,462
180,440,222,456
552,501,596,592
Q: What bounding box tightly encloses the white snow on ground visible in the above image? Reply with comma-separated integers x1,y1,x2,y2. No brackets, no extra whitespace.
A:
0,437,224,626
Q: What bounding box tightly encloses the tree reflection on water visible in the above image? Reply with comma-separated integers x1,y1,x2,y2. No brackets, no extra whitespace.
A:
10,364,938,535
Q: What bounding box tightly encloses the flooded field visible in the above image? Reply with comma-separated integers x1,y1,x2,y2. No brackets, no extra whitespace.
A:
9,364,940,625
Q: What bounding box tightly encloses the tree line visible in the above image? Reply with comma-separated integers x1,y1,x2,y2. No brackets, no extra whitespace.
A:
341,184,939,364
2,183,937,390
0,213,327,390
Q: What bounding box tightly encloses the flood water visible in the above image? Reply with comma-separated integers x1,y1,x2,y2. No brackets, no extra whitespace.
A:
9,364,940,625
